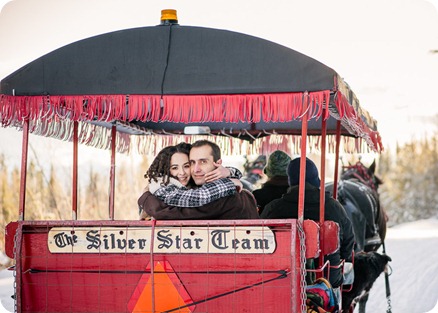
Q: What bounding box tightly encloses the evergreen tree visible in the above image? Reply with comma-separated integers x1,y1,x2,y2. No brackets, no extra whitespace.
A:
379,137,438,224
0,155,18,262
82,166,107,220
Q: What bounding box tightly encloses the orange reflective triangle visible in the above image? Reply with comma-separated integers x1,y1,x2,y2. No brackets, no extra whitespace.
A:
128,261,194,313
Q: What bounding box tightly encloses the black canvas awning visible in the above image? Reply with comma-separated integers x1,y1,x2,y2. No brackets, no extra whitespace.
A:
1,26,337,96
0,23,382,153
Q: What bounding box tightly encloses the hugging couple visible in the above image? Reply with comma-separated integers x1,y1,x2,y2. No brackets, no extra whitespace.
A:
138,140,259,220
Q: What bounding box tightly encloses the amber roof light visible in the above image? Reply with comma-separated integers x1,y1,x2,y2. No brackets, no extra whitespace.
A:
160,9,178,25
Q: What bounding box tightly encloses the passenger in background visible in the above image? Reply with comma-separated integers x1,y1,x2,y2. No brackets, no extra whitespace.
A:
252,150,291,215
261,157,354,303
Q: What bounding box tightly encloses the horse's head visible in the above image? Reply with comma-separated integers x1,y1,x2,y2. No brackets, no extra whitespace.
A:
341,160,383,191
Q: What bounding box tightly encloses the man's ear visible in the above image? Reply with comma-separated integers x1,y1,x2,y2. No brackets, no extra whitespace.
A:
216,159,223,165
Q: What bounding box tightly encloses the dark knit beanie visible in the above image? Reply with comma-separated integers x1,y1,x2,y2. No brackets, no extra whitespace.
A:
287,157,321,187
263,150,292,178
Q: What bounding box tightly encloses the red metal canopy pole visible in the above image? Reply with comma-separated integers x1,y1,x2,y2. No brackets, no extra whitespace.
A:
332,120,342,200
72,121,78,220
319,108,327,270
319,112,327,223
298,93,309,222
16,118,29,313
18,119,29,221
109,125,116,220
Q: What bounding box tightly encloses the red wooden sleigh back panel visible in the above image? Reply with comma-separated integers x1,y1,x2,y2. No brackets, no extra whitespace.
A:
6,219,324,313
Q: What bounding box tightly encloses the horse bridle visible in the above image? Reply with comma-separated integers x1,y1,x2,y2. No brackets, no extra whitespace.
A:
342,162,377,191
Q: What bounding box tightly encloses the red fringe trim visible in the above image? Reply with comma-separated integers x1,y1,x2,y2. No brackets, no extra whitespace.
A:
334,91,383,152
0,91,382,152
29,119,131,154
1,92,330,124
132,133,376,156
8,117,378,155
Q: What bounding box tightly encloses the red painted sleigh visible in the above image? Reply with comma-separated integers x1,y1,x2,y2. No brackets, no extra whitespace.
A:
1,9,381,313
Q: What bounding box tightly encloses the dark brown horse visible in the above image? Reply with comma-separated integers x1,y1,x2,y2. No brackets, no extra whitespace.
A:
326,160,389,312
336,160,387,252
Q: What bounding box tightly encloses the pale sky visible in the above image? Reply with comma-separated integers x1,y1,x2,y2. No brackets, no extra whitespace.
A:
1,0,438,149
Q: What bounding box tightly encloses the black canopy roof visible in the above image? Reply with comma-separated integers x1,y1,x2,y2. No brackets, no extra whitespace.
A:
0,23,381,153
1,25,336,96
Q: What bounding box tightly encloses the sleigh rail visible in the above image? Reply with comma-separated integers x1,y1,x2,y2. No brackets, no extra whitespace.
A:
5,219,325,312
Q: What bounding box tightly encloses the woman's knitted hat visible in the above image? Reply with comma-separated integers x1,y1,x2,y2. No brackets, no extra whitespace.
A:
287,157,320,187
263,150,292,178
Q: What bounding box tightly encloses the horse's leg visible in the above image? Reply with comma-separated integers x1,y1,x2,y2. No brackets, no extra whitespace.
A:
368,205,387,251
358,292,369,313
344,199,367,252
378,206,388,242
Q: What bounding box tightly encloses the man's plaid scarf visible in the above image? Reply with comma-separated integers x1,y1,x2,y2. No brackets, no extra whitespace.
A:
152,177,237,207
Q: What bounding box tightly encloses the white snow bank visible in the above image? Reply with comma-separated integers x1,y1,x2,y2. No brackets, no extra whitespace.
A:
388,218,438,239
0,269,13,313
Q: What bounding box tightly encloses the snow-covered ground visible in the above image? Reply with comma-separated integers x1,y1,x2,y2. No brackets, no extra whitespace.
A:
363,218,438,313
1,218,437,313
0,268,13,313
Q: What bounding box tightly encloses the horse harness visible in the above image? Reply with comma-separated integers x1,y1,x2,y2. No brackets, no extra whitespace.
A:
340,162,392,313
342,162,377,192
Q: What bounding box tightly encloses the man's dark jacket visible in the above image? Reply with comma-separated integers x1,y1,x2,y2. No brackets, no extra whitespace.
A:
252,176,289,215
138,190,260,220
261,183,355,288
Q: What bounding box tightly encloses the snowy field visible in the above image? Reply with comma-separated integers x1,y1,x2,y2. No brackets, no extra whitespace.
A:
1,218,437,313
0,267,13,313
364,218,438,313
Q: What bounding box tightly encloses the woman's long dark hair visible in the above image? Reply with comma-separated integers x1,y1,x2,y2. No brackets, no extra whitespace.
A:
144,142,192,185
